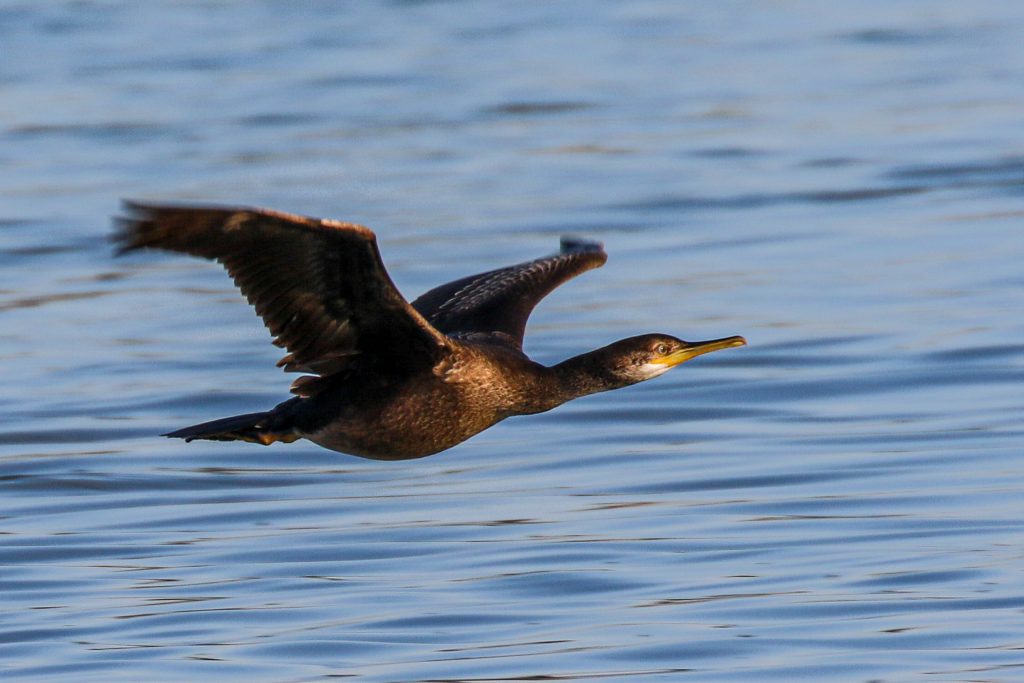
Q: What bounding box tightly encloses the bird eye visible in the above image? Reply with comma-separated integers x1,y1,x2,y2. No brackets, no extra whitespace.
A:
655,343,668,355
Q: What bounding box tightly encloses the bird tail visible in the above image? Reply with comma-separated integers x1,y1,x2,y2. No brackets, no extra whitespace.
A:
163,411,299,446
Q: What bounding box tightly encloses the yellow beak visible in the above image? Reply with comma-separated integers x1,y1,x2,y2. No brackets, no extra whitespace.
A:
658,335,747,367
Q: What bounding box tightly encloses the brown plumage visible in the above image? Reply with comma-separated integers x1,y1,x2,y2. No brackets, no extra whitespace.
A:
114,202,745,460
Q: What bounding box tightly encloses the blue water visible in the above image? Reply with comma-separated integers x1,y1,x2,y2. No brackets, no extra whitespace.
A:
3,2,1024,681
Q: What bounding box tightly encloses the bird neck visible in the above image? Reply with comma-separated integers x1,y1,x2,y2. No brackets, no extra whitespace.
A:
550,348,627,403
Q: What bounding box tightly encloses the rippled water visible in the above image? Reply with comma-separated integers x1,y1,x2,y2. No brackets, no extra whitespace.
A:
3,2,1024,681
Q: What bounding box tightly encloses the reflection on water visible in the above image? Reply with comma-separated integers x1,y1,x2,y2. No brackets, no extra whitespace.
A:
3,1,1024,681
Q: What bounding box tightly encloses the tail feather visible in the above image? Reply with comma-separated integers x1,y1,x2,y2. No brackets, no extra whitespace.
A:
164,411,298,446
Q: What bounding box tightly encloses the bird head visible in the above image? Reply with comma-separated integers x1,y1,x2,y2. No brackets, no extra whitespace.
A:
599,333,747,384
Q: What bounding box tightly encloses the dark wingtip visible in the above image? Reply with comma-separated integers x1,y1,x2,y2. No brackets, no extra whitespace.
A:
111,199,167,256
560,236,604,254
111,199,147,256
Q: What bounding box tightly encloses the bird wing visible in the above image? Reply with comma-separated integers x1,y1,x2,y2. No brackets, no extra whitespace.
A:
410,237,607,348
114,202,453,383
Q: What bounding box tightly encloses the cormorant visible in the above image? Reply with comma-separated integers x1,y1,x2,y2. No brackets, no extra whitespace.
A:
115,202,745,460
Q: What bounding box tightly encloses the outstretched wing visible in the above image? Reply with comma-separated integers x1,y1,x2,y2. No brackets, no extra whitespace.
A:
411,237,607,348
114,202,452,383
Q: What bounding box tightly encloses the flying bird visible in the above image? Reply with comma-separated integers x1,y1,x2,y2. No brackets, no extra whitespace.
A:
114,202,745,460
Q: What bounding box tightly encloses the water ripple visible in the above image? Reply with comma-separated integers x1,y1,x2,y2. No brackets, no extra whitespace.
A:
3,2,1024,682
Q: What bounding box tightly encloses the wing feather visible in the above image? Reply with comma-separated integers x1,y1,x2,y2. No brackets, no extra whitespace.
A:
411,237,607,348
114,201,451,382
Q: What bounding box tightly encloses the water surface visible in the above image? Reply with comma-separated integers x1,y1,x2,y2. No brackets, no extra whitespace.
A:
2,2,1024,681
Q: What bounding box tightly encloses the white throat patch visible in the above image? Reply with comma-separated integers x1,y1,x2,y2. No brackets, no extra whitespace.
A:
636,362,673,380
